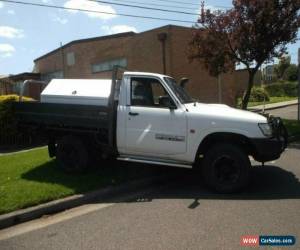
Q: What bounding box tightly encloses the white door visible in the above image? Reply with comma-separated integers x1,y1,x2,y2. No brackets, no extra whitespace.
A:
125,76,187,157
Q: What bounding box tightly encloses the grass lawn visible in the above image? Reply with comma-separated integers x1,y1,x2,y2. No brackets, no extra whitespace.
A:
0,147,155,215
236,96,297,108
283,119,300,137
248,96,297,107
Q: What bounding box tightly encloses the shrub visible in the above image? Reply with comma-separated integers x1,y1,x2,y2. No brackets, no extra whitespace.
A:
284,64,298,81
0,95,34,146
0,94,34,102
264,83,285,96
249,87,270,102
264,82,298,97
282,82,298,96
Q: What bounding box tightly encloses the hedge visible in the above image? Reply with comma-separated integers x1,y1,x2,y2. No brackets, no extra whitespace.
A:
249,87,270,102
0,95,34,146
264,81,298,97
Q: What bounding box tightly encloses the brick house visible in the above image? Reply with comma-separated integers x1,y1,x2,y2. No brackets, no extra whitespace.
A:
0,73,41,99
34,25,239,105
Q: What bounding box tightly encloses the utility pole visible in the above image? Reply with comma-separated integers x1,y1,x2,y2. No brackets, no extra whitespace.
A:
218,74,222,103
60,42,65,78
298,48,300,121
157,33,167,74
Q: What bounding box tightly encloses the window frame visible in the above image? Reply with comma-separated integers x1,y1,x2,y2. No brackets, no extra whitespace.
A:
41,70,64,82
129,76,177,109
66,52,75,66
91,58,127,74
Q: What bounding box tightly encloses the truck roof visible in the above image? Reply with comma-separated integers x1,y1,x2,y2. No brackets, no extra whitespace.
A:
123,71,170,79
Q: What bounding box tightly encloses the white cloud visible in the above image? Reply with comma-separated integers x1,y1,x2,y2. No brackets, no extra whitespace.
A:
0,44,15,58
101,25,137,35
0,26,24,39
64,0,116,20
53,16,68,24
7,10,15,15
0,3,3,8
42,0,52,3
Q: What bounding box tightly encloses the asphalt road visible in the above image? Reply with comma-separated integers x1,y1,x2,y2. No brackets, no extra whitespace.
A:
267,104,298,120
1,145,300,250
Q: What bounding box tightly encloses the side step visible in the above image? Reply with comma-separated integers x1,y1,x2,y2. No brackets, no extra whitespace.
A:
117,156,192,169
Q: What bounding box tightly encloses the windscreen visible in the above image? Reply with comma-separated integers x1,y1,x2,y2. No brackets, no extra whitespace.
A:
164,77,193,104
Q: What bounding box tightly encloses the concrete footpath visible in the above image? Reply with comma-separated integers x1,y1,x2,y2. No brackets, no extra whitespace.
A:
248,99,298,112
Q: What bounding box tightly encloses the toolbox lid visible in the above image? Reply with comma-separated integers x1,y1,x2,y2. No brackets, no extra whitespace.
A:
41,79,112,106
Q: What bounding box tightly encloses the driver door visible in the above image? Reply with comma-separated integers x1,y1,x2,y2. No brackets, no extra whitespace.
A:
125,76,187,157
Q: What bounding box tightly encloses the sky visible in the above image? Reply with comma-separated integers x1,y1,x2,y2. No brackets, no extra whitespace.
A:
0,0,299,75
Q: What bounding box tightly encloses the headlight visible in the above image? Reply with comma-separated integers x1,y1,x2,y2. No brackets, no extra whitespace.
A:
258,123,272,137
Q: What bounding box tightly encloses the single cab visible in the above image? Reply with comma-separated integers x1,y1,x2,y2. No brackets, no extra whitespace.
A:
14,69,288,193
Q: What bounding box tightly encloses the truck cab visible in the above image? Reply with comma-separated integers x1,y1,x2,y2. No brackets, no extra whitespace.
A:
14,70,288,193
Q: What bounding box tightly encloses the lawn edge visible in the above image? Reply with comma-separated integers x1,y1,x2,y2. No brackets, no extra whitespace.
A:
248,100,298,112
0,175,167,230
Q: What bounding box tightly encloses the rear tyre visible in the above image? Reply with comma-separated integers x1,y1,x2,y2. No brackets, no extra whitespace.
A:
56,135,89,174
201,143,250,193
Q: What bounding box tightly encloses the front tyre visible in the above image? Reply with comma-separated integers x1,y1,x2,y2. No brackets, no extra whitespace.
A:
202,143,250,193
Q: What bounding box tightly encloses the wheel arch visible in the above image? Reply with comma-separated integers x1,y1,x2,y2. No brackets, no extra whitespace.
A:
194,132,255,163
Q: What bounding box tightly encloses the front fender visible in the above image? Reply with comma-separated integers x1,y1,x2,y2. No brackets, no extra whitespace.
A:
188,127,261,163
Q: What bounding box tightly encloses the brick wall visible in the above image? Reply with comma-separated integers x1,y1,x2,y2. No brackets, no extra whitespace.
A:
34,25,243,106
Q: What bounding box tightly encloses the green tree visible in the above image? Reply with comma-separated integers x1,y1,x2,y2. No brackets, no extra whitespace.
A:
189,0,300,109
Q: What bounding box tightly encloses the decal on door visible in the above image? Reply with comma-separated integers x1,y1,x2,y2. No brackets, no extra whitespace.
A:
155,134,185,142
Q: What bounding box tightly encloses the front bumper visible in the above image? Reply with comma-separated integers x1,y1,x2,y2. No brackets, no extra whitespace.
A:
251,116,288,162
250,137,286,162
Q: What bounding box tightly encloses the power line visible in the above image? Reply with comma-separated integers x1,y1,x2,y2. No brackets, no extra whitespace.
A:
88,0,199,16
108,0,200,11
151,0,231,9
110,0,230,10
153,0,202,7
0,0,196,24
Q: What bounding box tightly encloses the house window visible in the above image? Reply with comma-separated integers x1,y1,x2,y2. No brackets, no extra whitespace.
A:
42,70,64,82
66,52,75,66
92,58,127,73
12,81,23,94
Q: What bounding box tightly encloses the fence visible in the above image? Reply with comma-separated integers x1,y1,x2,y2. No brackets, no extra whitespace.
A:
0,118,38,150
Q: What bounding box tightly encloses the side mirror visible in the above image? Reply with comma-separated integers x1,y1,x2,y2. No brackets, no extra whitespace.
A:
180,77,189,88
168,103,177,110
159,96,177,110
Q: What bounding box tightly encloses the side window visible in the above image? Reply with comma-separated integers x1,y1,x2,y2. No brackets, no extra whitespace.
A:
130,77,175,108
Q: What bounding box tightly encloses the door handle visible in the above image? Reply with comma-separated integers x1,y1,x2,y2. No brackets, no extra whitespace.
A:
129,112,139,116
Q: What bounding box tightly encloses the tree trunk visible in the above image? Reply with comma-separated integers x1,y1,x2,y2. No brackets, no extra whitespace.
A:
241,72,255,110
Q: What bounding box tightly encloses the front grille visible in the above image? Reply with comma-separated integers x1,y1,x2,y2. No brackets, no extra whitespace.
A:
268,116,288,149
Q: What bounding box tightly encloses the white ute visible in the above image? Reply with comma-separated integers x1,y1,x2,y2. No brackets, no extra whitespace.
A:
14,69,287,193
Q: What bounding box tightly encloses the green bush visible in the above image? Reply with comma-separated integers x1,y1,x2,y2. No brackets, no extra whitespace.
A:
0,95,34,144
264,82,298,97
282,82,298,96
264,83,285,96
249,87,270,102
284,64,298,81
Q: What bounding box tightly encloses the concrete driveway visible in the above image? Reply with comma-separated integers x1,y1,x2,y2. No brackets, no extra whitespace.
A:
0,146,300,250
